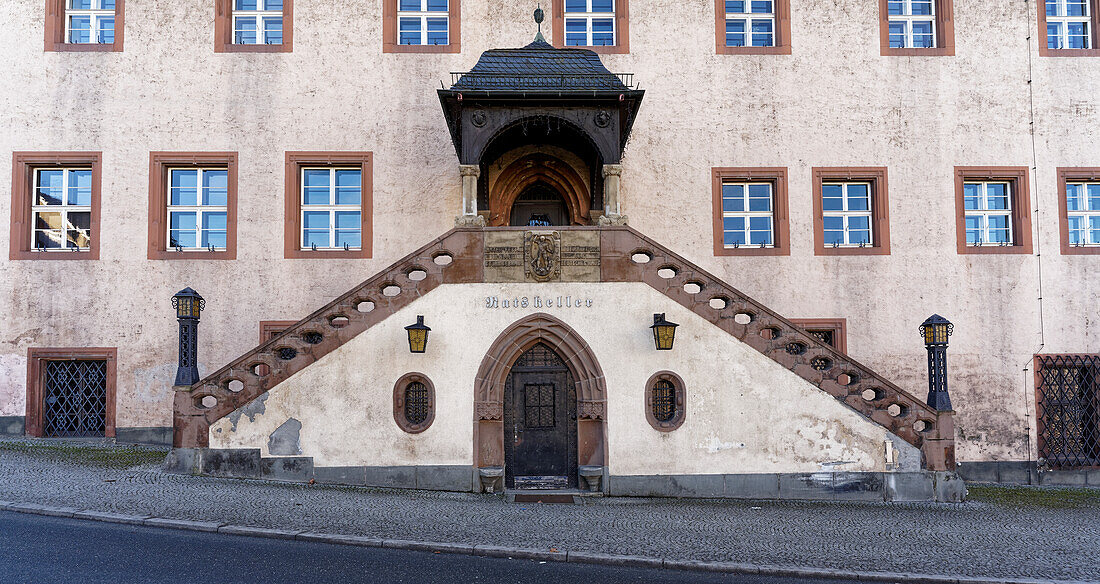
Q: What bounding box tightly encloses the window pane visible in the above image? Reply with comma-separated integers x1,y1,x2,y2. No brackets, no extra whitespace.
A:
202,170,229,206
965,215,982,244
35,228,64,249
263,17,282,44
1046,0,1059,16
67,212,91,248
750,0,772,13
202,231,227,249
71,0,94,8
1068,215,1083,244
69,16,92,43
963,183,981,210
911,0,934,15
335,230,361,248
1066,184,1082,210
35,211,63,231
593,18,614,32
822,184,843,211
234,16,257,44
203,212,227,232
751,19,773,46
427,17,448,44
400,0,421,9
36,170,65,205
67,170,92,205
1068,0,1088,16
334,211,360,230
170,230,197,249
722,184,744,212
566,18,587,31
171,170,199,206
565,0,587,12
987,215,1010,243
846,184,869,210
97,16,114,43
726,19,746,46
236,0,258,10
912,20,934,48
723,217,746,246
749,216,773,245
1090,216,1100,243
591,0,614,12
748,184,772,211
334,170,361,205
986,183,1009,210
302,211,329,230
723,216,745,233
1087,184,1100,210
726,1,746,13
1048,23,1062,49
887,0,904,15
889,22,906,48
170,211,197,231
426,0,448,11
303,170,331,204
1068,22,1089,48
264,0,283,9
303,231,330,249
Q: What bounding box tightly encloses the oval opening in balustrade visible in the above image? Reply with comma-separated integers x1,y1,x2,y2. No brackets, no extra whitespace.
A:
657,266,678,279
382,284,401,297
250,363,269,377
199,395,217,409
785,342,806,355
887,403,909,418
329,315,350,328
356,300,375,313
734,312,754,325
276,347,298,361
227,379,245,392
301,331,323,345
432,252,453,266
913,419,934,433
837,372,858,386
407,268,427,281
810,356,832,371
861,388,886,402
709,297,729,310
760,326,780,340
683,281,703,294
631,251,652,264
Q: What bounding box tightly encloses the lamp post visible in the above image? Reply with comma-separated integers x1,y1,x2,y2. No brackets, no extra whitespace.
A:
172,287,205,386
920,314,953,411
405,315,431,354
651,313,679,351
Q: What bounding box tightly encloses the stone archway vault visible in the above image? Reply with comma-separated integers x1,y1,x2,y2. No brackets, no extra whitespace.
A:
473,312,607,474
488,153,591,226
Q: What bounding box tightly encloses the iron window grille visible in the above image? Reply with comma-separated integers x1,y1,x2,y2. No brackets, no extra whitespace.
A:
887,0,936,48
653,379,676,423
232,0,284,45
167,168,229,251
65,0,116,44
564,0,616,46
724,0,775,47
398,0,449,45
32,168,93,251
1066,181,1100,246
404,381,430,426
42,360,108,438
721,181,775,248
1046,0,1092,49
1036,355,1100,468
300,167,363,251
822,182,874,247
964,181,1014,246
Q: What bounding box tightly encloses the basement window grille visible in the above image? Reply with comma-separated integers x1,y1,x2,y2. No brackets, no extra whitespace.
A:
42,360,108,438
653,379,676,423
404,381,430,426
1036,354,1100,468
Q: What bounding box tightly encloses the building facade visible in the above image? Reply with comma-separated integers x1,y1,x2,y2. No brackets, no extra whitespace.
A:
2,0,1099,497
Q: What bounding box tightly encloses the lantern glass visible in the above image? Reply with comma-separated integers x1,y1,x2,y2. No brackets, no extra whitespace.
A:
920,315,952,346
172,288,204,319
405,315,431,354
651,313,679,351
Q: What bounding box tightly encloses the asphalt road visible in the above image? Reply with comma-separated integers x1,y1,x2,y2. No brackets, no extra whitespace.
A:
0,511,863,584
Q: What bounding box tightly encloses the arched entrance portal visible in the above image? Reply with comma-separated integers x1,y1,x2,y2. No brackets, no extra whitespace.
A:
503,343,577,488
474,313,607,491
509,183,568,226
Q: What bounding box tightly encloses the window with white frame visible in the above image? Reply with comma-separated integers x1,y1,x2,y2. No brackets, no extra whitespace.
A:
233,0,284,45
564,0,616,47
963,181,1013,246
1066,181,1100,246
32,169,92,251
888,0,936,48
821,182,873,247
301,168,362,251
724,0,775,47
66,0,115,44
167,169,228,251
398,0,449,45
1046,0,1092,49
721,182,774,248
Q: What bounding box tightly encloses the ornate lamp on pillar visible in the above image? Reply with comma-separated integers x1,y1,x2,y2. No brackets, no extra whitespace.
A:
919,314,953,411
172,287,205,386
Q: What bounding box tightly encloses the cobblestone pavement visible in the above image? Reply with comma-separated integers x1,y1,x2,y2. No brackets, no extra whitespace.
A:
1,439,1098,582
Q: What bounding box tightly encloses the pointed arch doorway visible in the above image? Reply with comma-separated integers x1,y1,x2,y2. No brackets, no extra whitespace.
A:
474,313,608,491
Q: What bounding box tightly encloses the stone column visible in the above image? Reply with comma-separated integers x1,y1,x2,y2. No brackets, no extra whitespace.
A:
598,164,627,225
455,164,486,226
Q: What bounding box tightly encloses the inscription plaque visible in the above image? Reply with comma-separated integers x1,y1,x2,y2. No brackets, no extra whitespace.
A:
483,230,601,283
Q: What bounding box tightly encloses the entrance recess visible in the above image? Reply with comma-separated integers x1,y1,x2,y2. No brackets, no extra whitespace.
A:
509,183,568,226
504,343,578,489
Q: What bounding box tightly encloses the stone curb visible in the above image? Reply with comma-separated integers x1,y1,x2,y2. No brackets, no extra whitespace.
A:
0,502,1085,584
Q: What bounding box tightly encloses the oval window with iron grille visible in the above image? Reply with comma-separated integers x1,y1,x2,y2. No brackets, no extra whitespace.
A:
645,371,686,431
393,373,435,433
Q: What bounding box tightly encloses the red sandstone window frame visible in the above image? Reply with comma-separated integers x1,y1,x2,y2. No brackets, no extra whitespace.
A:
25,347,117,438
259,320,297,343
214,0,294,53
148,152,238,260
393,372,436,434
812,167,891,256
44,0,125,52
284,151,373,259
10,152,103,261
1037,0,1100,57
953,166,1033,255
790,319,848,354
1057,167,1100,255
645,371,686,432
714,0,792,55
878,0,955,56
551,0,630,54
382,0,461,54
711,167,790,256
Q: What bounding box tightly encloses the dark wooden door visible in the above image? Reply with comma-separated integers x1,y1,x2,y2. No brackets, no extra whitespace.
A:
504,344,577,489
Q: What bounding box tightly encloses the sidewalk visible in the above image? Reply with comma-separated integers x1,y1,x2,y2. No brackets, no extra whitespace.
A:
1,438,1097,583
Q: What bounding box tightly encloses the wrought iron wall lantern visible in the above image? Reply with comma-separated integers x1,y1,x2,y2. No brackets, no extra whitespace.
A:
919,314,953,411
172,287,205,320
171,287,205,386
405,315,431,354
651,313,679,351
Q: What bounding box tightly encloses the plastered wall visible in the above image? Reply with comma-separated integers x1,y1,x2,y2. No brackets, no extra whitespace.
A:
211,283,893,475
1,1,1097,464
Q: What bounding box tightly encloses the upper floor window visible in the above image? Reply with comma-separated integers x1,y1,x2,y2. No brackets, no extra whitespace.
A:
233,0,283,45
962,181,1014,246
953,167,1032,255
168,169,229,251
724,0,774,47
721,182,774,249
1065,181,1100,246
301,168,362,251
812,167,890,256
398,0,449,46
32,168,93,252
66,0,116,44
564,0,616,46
887,0,935,48
1047,0,1092,49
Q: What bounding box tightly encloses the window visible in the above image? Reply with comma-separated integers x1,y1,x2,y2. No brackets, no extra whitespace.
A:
384,0,460,52
45,0,124,52
711,167,790,256
717,0,791,54
10,152,102,260
953,167,1032,254
1035,354,1100,468
215,0,293,53
553,0,629,53
148,152,238,260
812,168,891,256
1058,168,1100,255
25,348,117,439
791,319,848,354
879,0,954,56
284,152,372,259
393,373,435,433
645,371,685,431
1039,0,1100,56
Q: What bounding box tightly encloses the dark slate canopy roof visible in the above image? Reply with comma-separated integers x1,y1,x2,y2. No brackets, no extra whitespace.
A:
450,39,630,92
